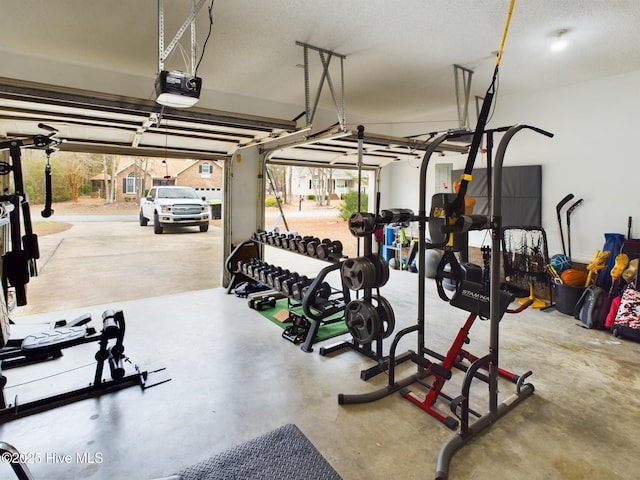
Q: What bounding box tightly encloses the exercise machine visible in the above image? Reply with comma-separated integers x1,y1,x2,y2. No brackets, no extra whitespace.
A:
0,308,170,423
338,123,553,479
0,125,61,307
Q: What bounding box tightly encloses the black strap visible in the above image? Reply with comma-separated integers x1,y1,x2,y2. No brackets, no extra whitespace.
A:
446,67,499,219
41,154,54,217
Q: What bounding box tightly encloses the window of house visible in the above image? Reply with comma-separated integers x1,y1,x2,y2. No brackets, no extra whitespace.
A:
125,172,136,194
199,162,211,175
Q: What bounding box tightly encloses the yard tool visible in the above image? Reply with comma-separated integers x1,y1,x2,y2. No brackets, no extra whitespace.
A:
555,193,574,256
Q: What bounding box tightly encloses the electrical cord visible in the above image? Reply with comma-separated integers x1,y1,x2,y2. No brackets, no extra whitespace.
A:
195,0,215,74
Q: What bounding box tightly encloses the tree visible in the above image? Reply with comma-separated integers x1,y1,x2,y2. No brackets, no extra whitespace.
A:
339,190,368,220
103,154,119,204
61,153,87,203
267,165,288,205
132,156,149,201
22,149,72,203
310,167,331,206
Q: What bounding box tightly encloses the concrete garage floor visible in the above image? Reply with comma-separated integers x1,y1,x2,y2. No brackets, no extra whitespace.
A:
1,221,640,479
13,216,222,315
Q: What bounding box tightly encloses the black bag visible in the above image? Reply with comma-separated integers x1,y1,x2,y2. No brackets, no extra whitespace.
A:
574,285,611,330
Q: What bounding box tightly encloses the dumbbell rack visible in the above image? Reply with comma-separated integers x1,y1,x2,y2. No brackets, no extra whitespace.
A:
230,231,351,353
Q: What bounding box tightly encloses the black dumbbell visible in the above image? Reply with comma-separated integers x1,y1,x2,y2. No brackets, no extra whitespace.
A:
266,267,286,287
307,238,331,257
259,265,279,284
292,276,312,301
248,296,277,311
252,262,272,280
316,240,343,260
281,272,300,297
298,236,317,255
289,235,301,252
243,259,261,276
317,281,331,299
280,234,295,250
273,270,293,291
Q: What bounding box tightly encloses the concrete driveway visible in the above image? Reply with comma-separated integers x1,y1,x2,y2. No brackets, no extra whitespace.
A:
12,216,222,317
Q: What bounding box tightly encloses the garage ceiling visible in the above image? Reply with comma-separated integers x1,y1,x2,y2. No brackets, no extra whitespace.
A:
0,1,638,165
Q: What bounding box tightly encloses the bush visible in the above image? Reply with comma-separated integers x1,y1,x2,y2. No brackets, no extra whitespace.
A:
307,194,316,201
265,196,279,207
339,190,368,220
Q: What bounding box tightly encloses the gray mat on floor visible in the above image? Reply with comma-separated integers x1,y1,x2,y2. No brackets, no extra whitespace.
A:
176,423,342,480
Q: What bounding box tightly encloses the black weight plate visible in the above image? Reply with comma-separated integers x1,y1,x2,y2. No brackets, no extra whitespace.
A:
374,295,395,338
345,299,380,345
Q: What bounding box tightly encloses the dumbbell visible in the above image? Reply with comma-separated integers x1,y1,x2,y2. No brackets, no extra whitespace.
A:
273,270,293,292
259,265,280,284
266,232,278,245
244,260,263,277
317,281,331,299
281,272,301,297
297,236,318,255
291,276,312,301
243,259,263,276
309,282,333,307
289,235,302,252
273,234,286,247
306,238,331,257
316,240,343,260
236,259,246,273
280,234,295,250
266,267,287,287
251,262,272,280
248,296,277,311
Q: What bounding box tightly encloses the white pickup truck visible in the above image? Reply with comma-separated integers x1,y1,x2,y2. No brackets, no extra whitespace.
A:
139,186,210,234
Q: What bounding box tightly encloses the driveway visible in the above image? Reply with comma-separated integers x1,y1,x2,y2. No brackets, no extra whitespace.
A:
12,216,222,317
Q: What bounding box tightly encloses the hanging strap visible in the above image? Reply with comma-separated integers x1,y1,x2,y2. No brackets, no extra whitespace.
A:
41,150,54,218
446,0,516,218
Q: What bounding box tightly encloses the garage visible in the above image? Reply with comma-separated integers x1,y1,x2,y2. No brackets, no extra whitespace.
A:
1,2,639,479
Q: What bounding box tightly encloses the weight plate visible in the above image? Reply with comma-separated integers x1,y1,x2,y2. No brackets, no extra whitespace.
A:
370,255,390,288
348,212,377,237
373,295,395,339
341,257,376,291
345,299,380,345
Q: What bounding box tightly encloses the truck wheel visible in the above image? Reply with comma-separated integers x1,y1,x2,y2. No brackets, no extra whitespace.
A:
139,210,148,226
199,223,209,233
153,213,163,234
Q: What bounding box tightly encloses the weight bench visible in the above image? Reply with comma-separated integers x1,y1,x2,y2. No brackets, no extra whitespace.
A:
1,313,95,367
0,309,170,423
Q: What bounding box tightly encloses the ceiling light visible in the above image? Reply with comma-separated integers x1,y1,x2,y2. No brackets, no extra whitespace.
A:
155,70,202,108
551,29,569,52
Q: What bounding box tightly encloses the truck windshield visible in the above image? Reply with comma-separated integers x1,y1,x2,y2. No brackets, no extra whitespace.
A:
157,188,199,199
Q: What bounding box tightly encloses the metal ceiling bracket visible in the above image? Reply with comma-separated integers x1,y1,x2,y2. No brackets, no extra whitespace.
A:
158,0,207,74
453,64,474,130
296,41,347,130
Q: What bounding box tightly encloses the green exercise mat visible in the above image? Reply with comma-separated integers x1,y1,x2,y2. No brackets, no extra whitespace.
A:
256,298,348,343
